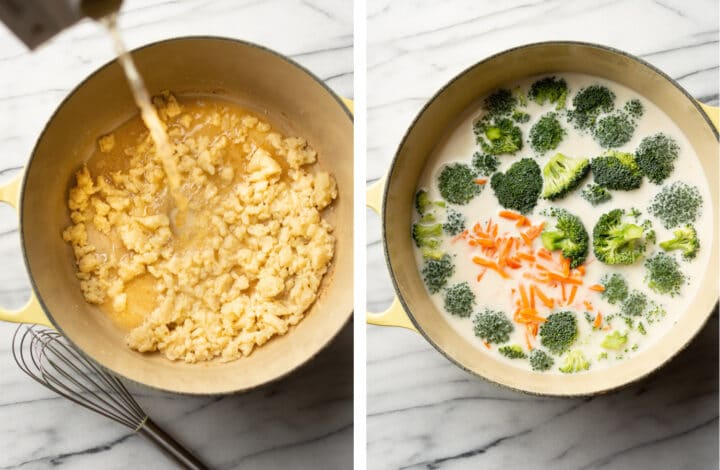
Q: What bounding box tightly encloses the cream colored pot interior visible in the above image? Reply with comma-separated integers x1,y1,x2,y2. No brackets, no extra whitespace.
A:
383,42,718,395
21,37,353,394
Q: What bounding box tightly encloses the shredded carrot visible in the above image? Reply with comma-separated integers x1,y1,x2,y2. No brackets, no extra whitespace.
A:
547,272,583,285
529,284,536,309
525,328,534,350
492,224,498,237
506,258,522,269
476,270,486,282
517,252,535,262
475,238,496,248
533,285,554,308
568,285,578,305
475,178,488,184
576,265,586,276
519,283,529,308
561,282,567,302
562,258,570,278
520,232,532,246
593,312,603,328
516,216,530,227
472,256,510,279
589,284,605,292
537,248,553,260
499,210,524,220
483,341,491,349
584,300,594,311
523,272,547,283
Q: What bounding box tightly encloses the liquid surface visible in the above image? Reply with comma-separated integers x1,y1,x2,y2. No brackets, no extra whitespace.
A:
414,73,713,373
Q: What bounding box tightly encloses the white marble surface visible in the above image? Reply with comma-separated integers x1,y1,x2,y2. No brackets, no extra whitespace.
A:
0,1,352,469
366,1,718,469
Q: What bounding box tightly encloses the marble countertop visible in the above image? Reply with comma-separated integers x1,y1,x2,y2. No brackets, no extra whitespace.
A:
366,1,718,469
0,1,352,469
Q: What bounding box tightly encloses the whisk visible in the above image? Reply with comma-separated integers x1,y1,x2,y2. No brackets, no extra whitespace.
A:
12,325,208,470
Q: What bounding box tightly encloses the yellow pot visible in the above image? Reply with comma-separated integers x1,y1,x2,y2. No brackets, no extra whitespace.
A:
367,41,718,396
0,37,354,395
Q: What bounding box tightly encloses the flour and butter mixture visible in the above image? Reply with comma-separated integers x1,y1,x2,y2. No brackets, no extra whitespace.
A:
63,93,337,363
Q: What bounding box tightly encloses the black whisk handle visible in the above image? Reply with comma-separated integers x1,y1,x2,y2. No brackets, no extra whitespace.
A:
138,418,209,470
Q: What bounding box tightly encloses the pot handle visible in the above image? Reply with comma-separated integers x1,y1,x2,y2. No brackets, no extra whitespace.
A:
0,172,52,327
366,177,417,331
697,101,719,131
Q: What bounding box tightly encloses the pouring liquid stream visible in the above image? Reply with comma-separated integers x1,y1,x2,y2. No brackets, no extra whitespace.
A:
102,13,187,227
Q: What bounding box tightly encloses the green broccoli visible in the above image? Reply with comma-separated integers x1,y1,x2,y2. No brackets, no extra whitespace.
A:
472,152,500,176
599,273,629,304
528,76,568,109
559,350,590,373
637,322,647,335
646,302,667,324
601,331,628,350
593,112,636,148
414,189,435,216
490,158,543,214
483,89,517,116
644,252,685,297
568,85,615,130
513,86,528,107
540,208,589,268
581,183,612,206
621,290,648,317
648,182,703,229
499,345,527,359
529,349,554,371
592,209,647,265
473,308,514,344
635,133,679,184
443,282,476,317
443,208,466,236
659,224,699,260
541,153,590,200
641,219,656,245
412,222,443,260
474,116,523,155
421,254,455,294
529,113,566,154
624,99,644,119
512,110,531,123
539,311,578,354
437,163,482,205
590,151,642,190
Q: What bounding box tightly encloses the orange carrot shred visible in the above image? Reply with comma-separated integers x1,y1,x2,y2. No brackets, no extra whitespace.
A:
506,258,522,269
517,252,536,262
520,232,532,246
537,248,553,260
589,284,605,292
483,341,491,349
525,328,534,350
519,283,529,308
529,284,536,309
568,285,578,305
475,178,488,184
576,265,586,275
593,312,603,328
584,300,594,311
499,210,523,220
533,284,554,308
492,225,498,237
547,272,583,285
561,282,567,302
562,258,570,277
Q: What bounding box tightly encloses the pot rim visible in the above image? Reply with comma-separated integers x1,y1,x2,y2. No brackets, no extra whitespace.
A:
381,40,718,397
19,35,353,396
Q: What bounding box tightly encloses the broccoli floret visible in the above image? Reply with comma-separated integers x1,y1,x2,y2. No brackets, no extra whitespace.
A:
529,113,566,154
593,112,636,148
646,302,667,324
593,209,647,265
443,208,466,237
641,220,656,245
513,86,528,107
539,311,578,354
581,183,612,206
528,76,568,109
490,158,542,214
601,331,628,350
412,222,443,260
529,349,554,371
590,151,642,190
443,282,476,317
624,99,644,119
559,350,590,373
421,254,454,294
541,153,590,200
540,208,589,268
635,133,680,184
474,116,523,155
568,85,615,130
512,110,530,123
621,290,648,317
473,308,514,344
637,322,647,335
437,163,482,205
499,345,527,359
483,88,517,116
599,273,629,304
472,152,500,176
415,189,433,215
648,182,702,229
644,252,685,297
659,224,699,260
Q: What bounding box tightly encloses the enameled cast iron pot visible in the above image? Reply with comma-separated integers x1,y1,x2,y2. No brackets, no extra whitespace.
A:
367,41,718,396
0,37,353,394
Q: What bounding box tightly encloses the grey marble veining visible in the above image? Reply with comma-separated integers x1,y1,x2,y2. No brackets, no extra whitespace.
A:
366,1,718,469
0,0,352,468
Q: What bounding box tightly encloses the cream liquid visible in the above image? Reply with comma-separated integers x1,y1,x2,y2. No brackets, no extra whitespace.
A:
414,73,713,372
